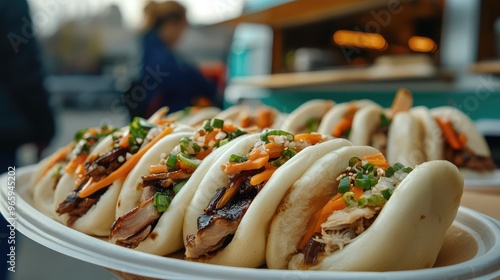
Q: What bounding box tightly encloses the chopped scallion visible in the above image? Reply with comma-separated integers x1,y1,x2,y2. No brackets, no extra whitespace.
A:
173,180,187,194
229,154,247,163
166,153,178,171
349,157,361,167
260,130,294,143
338,177,351,193
153,192,171,212
342,192,355,207
212,118,224,129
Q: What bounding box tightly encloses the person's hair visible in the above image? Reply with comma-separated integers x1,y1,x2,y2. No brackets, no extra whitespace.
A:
143,1,187,30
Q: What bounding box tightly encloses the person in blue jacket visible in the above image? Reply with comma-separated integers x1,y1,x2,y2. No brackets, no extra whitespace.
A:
132,1,218,118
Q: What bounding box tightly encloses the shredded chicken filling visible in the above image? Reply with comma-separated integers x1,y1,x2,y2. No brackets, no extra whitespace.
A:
315,207,377,253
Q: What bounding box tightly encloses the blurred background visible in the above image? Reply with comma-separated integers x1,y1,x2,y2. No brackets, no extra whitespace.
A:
2,0,500,279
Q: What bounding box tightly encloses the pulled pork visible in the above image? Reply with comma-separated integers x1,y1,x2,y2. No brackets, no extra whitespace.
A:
444,145,496,172
56,147,126,225
185,169,263,259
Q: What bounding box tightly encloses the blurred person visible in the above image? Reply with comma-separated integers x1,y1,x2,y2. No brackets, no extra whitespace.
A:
127,0,218,118
0,0,55,276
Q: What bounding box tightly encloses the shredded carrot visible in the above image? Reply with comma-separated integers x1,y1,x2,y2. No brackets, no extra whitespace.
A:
314,194,346,233
298,208,322,250
223,123,237,133
332,104,356,138
390,88,413,117
247,149,268,160
240,116,252,128
118,132,131,149
65,154,88,174
250,167,277,186
204,129,219,145
194,148,211,160
223,150,269,175
458,133,467,147
156,119,172,126
294,133,322,144
435,118,465,150
41,144,73,177
299,193,344,249
256,108,274,129
85,128,99,135
78,126,173,198
149,164,167,174
362,153,386,161
178,161,195,173
75,163,85,176
332,118,353,138
298,176,367,250
191,107,201,114
351,186,364,200
265,142,284,158
362,153,390,169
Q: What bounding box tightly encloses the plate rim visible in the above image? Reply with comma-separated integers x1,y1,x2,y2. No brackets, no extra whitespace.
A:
2,165,500,280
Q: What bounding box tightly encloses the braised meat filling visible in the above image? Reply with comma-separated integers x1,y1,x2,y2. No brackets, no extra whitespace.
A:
56,147,126,225
185,169,263,259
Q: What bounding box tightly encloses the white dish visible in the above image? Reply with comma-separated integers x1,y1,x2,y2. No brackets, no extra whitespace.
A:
462,169,500,189
2,166,500,280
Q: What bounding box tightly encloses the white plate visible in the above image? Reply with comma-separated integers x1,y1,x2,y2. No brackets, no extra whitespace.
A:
462,169,500,189
2,166,500,280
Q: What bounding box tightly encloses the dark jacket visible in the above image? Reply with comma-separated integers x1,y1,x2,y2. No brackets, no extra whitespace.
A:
139,30,217,117
0,0,55,150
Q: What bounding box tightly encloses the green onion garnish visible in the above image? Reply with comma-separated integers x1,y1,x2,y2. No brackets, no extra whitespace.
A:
260,129,294,143
212,118,224,129
381,189,392,200
385,167,395,177
203,120,212,132
380,114,391,128
392,163,404,171
229,129,247,139
402,167,413,173
173,180,187,194
338,177,351,193
349,157,361,167
218,138,229,147
358,194,386,208
363,163,374,173
305,118,320,133
229,154,247,163
166,153,178,171
342,192,355,207
177,153,202,169
153,192,172,212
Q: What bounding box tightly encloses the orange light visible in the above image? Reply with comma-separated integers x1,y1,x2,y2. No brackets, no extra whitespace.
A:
333,30,387,50
408,36,437,53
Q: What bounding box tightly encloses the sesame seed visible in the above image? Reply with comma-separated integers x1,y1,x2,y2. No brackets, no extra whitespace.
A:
117,156,125,163
136,138,143,145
